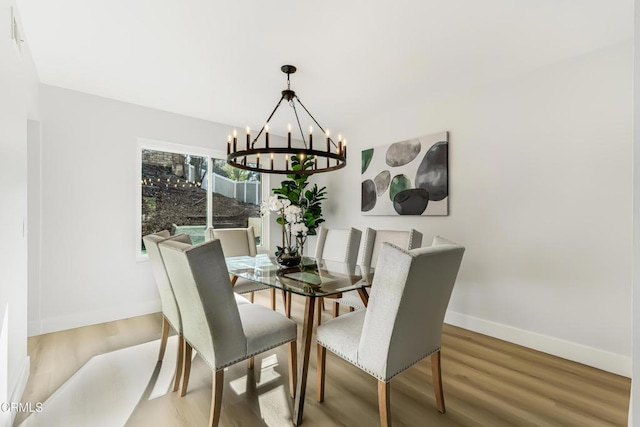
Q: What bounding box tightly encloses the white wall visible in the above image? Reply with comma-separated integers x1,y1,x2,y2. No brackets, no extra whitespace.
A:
31,85,263,334
0,1,39,424
27,118,41,343
325,41,633,375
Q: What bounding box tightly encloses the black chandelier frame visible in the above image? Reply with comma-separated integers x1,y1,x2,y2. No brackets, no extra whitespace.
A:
226,65,347,175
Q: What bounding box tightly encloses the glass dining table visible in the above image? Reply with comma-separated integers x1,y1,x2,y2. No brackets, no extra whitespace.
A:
226,254,370,426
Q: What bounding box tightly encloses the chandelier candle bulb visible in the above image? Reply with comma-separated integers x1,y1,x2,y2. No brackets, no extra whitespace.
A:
246,127,250,150
286,154,289,170
233,129,237,152
271,152,274,170
309,126,313,150
265,124,270,148
288,124,292,148
257,152,260,168
227,134,231,154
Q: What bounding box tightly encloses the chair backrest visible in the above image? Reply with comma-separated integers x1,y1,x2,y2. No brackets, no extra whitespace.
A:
142,231,193,333
159,239,247,371
357,238,465,381
205,227,257,257
360,228,423,273
314,227,362,273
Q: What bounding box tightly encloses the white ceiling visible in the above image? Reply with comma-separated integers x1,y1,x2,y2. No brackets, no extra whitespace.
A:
16,0,633,135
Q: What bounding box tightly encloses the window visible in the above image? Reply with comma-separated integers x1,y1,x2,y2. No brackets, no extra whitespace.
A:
210,159,263,245
137,139,267,258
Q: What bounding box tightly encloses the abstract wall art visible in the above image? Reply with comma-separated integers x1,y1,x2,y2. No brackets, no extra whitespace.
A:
361,131,448,216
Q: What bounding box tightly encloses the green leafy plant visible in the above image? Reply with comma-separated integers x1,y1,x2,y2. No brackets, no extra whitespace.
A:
272,155,327,238
261,155,327,259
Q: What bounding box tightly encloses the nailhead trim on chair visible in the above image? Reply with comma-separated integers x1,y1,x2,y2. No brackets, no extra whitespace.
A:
384,348,440,381
317,339,440,382
184,336,296,372
219,338,297,371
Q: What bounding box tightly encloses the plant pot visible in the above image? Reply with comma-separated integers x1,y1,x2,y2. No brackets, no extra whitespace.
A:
277,253,302,267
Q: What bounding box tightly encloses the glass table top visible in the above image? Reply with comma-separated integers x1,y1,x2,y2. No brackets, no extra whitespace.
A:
226,254,366,297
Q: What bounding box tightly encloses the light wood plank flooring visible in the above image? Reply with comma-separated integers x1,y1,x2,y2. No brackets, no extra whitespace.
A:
17,292,630,426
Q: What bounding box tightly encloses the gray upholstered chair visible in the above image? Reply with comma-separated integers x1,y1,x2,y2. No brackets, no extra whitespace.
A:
316,237,465,427
312,227,362,323
314,226,362,271
143,231,252,393
159,238,298,427
142,231,193,391
205,227,277,309
330,228,423,316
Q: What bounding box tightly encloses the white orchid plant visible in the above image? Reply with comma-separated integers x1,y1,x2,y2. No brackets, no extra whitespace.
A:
261,195,309,258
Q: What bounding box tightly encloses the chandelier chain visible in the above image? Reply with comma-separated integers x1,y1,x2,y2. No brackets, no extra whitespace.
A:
251,95,285,148
291,101,307,148
295,96,336,148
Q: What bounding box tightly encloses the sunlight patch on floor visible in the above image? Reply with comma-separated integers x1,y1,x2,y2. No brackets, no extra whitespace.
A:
18,336,178,427
229,354,282,395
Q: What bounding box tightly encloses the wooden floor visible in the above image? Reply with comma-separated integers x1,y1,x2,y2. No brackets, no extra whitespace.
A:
17,292,630,426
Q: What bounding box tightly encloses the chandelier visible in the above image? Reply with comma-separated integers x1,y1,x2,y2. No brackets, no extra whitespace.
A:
226,65,347,175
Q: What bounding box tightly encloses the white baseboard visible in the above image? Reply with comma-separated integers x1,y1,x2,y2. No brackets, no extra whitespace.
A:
33,299,161,336
444,310,631,378
9,355,30,427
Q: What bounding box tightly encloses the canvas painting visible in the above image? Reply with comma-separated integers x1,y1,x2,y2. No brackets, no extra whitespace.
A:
361,131,448,216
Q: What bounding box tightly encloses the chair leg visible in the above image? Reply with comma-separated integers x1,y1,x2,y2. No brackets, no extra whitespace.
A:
173,335,184,392
332,302,340,318
209,370,224,427
181,341,193,397
158,315,170,361
281,290,289,317
378,380,391,427
316,344,326,402
286,292,292,318
270,288,276,310
431,350,446,413
248,356,255,370
249,292,255,303
316,298,323,326
288,341,297,399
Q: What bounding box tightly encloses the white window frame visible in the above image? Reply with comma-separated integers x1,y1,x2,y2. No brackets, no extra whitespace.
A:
136,137,270,261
